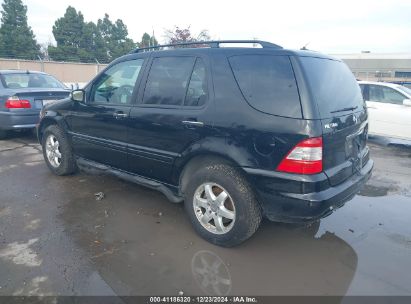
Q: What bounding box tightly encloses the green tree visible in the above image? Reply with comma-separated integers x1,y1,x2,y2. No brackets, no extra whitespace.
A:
81,22,108,63
97,14,136,61
0,0,40,59
109,18,136,58
48,6,87,62
97,14,135,61
138,32,158,48
49,8,137,63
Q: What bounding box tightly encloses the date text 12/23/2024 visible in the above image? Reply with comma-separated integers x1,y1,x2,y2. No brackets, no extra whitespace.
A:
149,296,257,303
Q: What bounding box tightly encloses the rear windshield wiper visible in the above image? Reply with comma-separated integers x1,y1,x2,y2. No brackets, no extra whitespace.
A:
330,106,358,114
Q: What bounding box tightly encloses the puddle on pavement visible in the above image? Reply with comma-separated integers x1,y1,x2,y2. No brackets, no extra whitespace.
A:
358,184,390,197
57,172,411,296
357,173,407,198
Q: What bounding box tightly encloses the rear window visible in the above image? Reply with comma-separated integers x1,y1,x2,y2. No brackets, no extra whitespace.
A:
229,55,302,118
1,73,66,89
300,57,364,118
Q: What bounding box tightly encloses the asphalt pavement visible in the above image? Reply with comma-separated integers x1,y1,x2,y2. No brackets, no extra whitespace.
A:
0,132,410,297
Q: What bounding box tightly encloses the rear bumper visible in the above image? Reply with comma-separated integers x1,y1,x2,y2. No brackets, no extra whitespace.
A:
0,111,39,130
244,158,373,223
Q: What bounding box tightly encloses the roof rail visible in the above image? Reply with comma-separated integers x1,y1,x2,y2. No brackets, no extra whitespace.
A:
131,40,283,53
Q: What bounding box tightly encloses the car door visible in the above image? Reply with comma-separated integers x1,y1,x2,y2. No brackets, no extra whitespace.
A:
68,57,146,170
127,55,215,183
364,84,411,140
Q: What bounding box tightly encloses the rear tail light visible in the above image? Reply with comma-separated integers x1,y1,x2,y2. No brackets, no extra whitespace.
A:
277,137,323,174
5,96,31,109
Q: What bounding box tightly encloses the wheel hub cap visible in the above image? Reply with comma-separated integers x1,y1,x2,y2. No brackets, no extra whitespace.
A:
45,135,62,168
193,183,236,235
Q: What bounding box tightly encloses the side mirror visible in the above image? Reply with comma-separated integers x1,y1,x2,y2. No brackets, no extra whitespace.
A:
403,99,411,106
71,89,85,102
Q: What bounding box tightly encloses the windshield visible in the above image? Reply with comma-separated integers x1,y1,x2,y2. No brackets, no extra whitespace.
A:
397,85,411,96
300,57,364,118
1,73,66,89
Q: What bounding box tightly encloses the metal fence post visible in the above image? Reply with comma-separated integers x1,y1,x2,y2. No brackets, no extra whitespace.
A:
95,59,100,74
37,56,44,72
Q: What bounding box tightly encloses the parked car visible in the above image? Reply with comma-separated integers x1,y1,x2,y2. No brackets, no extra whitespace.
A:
37,40,373,247
0,70,70,139
358,81,411,141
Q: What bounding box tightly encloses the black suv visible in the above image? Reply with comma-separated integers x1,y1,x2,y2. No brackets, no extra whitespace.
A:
37,40,373,247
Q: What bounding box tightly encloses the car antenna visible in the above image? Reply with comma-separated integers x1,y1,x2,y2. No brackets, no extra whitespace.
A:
300,42,310,50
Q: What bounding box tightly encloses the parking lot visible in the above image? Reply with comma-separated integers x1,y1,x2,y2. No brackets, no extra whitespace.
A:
0,133,410,297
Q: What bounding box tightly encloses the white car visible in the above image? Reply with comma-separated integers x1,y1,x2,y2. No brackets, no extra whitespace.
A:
358,81,411,141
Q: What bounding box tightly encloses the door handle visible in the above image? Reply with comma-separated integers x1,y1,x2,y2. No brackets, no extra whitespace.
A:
113,112,128,119
182,120,204,127
367,106,377,109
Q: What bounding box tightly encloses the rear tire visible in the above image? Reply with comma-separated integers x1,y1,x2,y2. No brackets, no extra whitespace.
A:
184,164,262,247
42,125,76,176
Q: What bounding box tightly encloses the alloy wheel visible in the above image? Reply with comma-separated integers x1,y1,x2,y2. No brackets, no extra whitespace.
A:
193,183,236,235
45,134,62,168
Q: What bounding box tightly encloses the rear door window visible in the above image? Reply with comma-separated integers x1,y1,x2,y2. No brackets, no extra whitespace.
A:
228,55,302,118
143,57,196,106
300,57,364,118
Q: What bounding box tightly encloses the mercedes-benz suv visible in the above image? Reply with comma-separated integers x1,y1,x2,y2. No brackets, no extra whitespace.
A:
37,40,373,247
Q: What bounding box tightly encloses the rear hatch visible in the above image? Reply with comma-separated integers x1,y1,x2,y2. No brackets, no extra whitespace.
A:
300,56,369,186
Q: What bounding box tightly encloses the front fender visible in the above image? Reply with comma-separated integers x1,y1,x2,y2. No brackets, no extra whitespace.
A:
37,111,70,143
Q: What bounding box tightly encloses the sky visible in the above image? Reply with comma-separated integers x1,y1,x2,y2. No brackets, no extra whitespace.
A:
13,0,411,53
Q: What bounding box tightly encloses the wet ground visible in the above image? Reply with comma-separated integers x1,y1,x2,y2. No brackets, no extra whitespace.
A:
0,133,410,297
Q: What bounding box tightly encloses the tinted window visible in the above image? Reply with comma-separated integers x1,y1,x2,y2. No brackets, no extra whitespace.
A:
300,57,364,118
1,73,66,89
184,58,208,107
229,55,301,118
369,85,405,105
91,59,143,104
143,57,195,106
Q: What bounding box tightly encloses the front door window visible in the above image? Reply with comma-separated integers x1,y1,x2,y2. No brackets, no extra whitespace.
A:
90,59,144,104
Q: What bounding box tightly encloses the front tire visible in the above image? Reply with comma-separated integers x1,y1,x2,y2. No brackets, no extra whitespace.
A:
42,125,76,175
184,164,262,247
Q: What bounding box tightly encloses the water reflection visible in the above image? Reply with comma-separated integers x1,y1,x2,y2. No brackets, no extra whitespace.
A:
189,221,359,296
191,250,232,296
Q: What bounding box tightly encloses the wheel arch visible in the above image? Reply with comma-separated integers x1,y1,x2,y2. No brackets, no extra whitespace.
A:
38,113,69,143
177,152,250,196
173,137,258,195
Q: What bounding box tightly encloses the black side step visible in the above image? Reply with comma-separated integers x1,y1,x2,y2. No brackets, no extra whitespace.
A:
76,157,183,203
